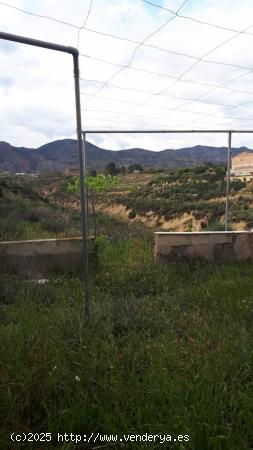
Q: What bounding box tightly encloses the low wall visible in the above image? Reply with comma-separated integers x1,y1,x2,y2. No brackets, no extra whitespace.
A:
2,232,252,275
0,237,83,276
154,231,253,263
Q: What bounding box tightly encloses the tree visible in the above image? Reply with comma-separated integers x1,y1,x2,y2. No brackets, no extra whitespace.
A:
87,168,97,177
68,175,119,238
119,166,126,174
105,162,117,176
128,164,144,173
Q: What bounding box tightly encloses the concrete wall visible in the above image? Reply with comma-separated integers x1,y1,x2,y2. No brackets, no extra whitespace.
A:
2,232,252,276
154,231,253,263
0,237,83,276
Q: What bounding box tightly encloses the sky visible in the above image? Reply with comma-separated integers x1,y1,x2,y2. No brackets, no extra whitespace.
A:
1,0,253,151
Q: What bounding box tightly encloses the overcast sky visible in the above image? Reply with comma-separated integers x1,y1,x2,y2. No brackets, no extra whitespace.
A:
1,0,253,151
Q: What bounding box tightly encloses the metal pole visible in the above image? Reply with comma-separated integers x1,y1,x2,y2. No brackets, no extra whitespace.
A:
83,129,253,134
73,56,89,316
0,31,89,314
80,132,89,315
0,30,77,55
225,131,232,231
83,133,89,237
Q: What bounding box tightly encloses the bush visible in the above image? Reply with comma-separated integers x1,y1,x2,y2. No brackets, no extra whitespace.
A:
24,207,71,234
231,180,246,192
0,217,27,241
128,164,144,173
128,210,136,219
205,220,226,231
25,207,51,223
41,212,71,234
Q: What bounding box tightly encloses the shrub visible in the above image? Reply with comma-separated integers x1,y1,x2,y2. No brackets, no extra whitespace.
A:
128,210,136,219
41,212,71,234
205,220,226,231
0,217,27,240
128,164,144,173
25,207,51,223
231,180,246,192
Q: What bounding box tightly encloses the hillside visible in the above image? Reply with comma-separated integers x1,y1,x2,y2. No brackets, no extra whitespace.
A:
2,163,249,237
0,139,251,173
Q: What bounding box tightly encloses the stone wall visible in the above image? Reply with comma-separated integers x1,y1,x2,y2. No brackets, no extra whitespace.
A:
0,237,83,276
154,231,253,263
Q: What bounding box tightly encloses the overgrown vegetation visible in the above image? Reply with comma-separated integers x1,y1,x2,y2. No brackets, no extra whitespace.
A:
1,238,253,449
1,170,253,449
0,174,152,241
0,176,79,240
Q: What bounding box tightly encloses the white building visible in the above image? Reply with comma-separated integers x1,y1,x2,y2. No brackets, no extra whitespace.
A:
230,152,253,178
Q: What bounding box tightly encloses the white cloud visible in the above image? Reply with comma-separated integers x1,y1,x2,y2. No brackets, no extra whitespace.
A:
0,0,253,151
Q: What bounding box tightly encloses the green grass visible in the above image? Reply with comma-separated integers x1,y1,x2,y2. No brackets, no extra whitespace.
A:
1,238,253,449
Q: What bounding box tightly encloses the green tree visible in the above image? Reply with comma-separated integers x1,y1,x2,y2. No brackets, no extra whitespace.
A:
68,175,119,238
105,162,117,176
128,164,144,173
119,166,126,174
87,168,97,177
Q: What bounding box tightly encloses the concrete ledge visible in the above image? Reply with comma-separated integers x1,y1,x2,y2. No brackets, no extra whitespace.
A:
154,231,253,263
0,237,83,275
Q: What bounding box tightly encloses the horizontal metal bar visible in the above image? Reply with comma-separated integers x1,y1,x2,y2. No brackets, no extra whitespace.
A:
83,129,253,134
0,30,78,55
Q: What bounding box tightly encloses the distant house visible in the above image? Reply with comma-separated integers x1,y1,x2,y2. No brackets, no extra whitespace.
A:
231,152,253,177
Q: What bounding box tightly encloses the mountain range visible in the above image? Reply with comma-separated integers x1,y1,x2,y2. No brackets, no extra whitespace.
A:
0,139,251,173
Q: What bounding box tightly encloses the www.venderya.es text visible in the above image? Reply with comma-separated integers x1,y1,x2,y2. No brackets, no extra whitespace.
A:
84,433,190,444
11,432,190,445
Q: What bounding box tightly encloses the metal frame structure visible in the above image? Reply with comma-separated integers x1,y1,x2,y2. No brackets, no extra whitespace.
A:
0,31,89,315
83,130,253,233
0,30,252,316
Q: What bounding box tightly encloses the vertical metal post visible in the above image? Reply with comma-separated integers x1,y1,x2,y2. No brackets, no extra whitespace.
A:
73,55,89,316
225,131,232,231
83,133,90,237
